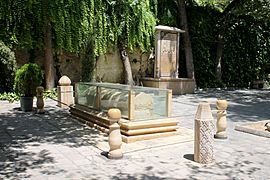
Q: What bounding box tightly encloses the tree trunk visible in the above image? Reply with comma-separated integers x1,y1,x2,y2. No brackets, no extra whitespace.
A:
214,0,245,81
215,26,225,81
178,0,195,80
44,9,55,90
119,45,134,86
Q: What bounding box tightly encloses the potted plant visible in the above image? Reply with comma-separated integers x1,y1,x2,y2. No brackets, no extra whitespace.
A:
14,63,43,111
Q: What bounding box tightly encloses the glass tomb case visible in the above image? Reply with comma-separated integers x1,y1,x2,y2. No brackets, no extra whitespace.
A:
75,82,172,121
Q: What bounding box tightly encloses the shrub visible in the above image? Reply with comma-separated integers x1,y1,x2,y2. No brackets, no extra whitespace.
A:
0,92,19,102
0,41,17,92
14,63,43,97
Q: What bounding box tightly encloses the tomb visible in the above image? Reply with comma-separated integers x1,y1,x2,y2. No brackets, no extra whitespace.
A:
141,25,196,94
70,82,178,143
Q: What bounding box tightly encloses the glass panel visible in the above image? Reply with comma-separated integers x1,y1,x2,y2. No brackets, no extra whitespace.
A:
99,87,129,117
75,82,169,120
133,89,167,120
76,83,97,108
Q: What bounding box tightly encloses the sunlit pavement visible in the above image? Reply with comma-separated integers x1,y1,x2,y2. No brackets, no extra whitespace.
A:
0,89,270,179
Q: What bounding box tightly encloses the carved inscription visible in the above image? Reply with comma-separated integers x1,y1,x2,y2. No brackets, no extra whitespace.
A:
159,32,177,77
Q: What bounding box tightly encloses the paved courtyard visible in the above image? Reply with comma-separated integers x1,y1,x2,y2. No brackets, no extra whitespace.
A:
0,89,270,179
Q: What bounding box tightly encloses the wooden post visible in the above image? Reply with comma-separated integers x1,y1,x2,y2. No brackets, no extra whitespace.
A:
95,86,101,110
74,84,78,104
166,90,172,117
128,90,135,120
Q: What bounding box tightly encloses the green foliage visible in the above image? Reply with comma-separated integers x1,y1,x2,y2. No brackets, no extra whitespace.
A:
81,40,96,82
0,0,157,55
14,63,43,97
44,88,57,99
0,0,94,53
222,14,270,87
158,0,270,88
157,0,178,26
91,0,157,55
186,4,222,88
194,0,230,12
0,0,157,85
0,41,17,92
0,92,19,102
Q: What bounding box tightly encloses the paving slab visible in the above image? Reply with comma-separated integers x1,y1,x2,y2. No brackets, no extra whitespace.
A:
0,89,270,179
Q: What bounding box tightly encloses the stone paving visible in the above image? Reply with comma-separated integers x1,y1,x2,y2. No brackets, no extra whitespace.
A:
0,89,270,179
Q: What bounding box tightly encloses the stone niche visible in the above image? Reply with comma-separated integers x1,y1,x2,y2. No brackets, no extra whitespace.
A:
141,25,196,94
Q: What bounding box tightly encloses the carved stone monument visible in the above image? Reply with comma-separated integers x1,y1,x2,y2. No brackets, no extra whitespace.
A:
194,102,214,164
57,75,74,107
141,25,196,94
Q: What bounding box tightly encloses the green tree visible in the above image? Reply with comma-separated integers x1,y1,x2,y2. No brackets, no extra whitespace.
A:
92,0,157,85
0,0,157,87
196,0,270,82
0,0,93,89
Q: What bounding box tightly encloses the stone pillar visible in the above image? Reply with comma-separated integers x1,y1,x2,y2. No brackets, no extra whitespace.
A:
36,86,44,114
57,75,74,107
215,100,228,139
194,102,214,164
108,108,123,159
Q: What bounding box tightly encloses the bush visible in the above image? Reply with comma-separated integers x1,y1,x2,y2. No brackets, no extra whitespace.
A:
0,92,19,102
14,63,43,97
0,41,17,92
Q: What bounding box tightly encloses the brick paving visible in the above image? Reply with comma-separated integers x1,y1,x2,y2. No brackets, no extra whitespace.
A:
0,89,270,179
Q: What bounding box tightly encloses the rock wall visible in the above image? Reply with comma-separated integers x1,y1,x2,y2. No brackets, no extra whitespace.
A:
15,49,80,85
15,49,153,86
96,50,153,84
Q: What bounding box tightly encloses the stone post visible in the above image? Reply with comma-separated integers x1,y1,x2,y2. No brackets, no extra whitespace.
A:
194,102,214,164
57,75,74,108
36,86,44,114
108,108,123,159
215,100,228,139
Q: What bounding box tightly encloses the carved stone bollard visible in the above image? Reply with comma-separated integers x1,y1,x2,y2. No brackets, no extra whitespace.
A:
194,102,214,164
108,108,123,159
36,86,45,114
215,100,228,139
57,75,74,107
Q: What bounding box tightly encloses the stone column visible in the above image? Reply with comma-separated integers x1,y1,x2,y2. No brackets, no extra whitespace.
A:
215,100,228,139
194,102,214,164
108,108,123,159
57,75,74,108
36,86,44,114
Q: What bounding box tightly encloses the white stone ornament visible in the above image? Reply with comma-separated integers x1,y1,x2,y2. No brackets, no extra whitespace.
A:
194,102,214,164
215,100,228,139
108,108,123,159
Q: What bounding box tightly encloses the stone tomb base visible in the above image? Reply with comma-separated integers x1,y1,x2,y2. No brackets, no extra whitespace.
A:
70,104,179,143
235,120,270,138
141,77,195,95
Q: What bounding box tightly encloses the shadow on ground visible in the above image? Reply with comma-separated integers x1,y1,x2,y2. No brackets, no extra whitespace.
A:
0,103,105,179
173,89,270,122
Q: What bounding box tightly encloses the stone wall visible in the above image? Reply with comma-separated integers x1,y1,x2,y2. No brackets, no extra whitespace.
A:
96,50,153,84
15,48,153,85
15,49,80,85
